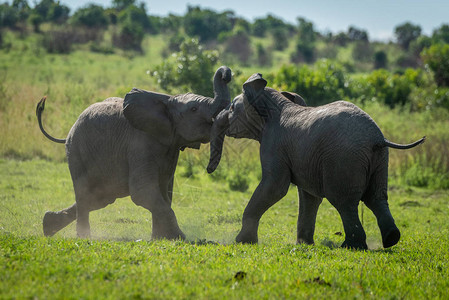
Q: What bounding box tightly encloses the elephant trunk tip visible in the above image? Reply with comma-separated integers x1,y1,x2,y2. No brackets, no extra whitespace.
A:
218,66,232,84
206,162,217,174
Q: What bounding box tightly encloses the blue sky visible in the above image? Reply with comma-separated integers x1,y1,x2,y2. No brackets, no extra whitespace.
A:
60,0,448,41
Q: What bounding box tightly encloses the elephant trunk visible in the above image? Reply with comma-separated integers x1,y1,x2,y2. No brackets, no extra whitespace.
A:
210,66,232,116
207,109,230,173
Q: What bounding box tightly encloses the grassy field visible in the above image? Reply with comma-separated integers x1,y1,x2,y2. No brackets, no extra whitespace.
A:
1,30,449,298
1,159,448,298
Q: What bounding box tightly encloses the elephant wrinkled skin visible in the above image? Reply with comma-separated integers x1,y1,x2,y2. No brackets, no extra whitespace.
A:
208,73,425,249
37,66,232,239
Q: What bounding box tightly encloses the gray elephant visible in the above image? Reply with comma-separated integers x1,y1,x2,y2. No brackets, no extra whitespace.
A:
207,73,425,249
37,66,232,239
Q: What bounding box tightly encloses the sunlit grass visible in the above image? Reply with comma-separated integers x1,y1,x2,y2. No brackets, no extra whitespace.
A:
1,159,448,298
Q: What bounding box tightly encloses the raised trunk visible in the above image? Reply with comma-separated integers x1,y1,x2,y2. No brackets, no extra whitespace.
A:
210,66,232,116
207,109,230,173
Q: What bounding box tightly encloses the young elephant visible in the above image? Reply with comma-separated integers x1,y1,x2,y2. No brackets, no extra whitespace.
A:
207,73,425,249
37,66,232,239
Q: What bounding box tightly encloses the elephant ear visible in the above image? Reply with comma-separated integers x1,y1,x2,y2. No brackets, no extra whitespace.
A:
243,73,280,121
242,73,267,102
281,91,307,106
123,88,173,145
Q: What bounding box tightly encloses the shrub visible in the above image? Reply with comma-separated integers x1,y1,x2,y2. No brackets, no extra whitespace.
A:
151,39,219,96
228,171,249,192
268,59,347,106
71,4,108,29
41,29,73,53
223,27,252,65
113,20,144,51
374,50,388,69
422,44,449,87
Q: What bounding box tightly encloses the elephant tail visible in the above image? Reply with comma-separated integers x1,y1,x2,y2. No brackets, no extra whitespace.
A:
36,97,66,144
377,136,426,150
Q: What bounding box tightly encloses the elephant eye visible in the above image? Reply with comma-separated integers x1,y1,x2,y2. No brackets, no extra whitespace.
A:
191,107,198,112
230,103,234,111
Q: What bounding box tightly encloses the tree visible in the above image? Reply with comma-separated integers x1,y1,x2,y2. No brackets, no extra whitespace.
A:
0,3,19,28
47,1,69,24
12,0,30,22
422,44,449,87
71,4,108,28
348,26,369,42
432,24,449,44
183,6,233,42
394,22,421,50
291,17,316,64
118,3,150,31
256,43,271,66
374,50,388,69
223,26,252,64
30,0,69,25
272,27,288,51
252,14,292,37
112,0,135,11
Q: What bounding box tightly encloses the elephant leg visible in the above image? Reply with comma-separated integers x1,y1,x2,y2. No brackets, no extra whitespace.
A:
167,177,174,206
43,203,77,237
73,179,116,238
129,173,185,240
236,172,290,244
76,203,91,238
297,189,322,245
329,198,368,250
362,170,400,248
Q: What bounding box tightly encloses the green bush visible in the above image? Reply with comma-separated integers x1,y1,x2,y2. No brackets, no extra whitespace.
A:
422,44,449,87
268,59,347,106
151,38,219,96
71,4,108,29
228,171,249,192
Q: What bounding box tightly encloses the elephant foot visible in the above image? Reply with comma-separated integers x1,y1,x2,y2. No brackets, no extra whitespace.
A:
382,227,400,248
152,218,186,241
235,230,258,244
43,211,75,237
152,228,186,241
341,239,368,250
297,237,314,245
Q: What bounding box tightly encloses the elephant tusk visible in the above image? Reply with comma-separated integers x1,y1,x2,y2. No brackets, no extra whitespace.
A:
211,117,215,123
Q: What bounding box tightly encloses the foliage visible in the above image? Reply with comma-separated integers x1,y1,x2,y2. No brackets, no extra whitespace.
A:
291,17,317,64
422,43,449,87
252,14,293,37
256,43,271,67
70,4,108,29
374,50,387,69
34,0,70,24
222,26,252,65
183,5,233,42
112,4,148,51
352,41,373,62
0,3,19,28
151,39,219,96
348,26,369,42
41,29,73,53
394,22,422,50
432,24,449,44
268,60,347,106
228,170,249,192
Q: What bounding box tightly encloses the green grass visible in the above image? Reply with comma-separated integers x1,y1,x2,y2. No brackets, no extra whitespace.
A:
1,159,448,298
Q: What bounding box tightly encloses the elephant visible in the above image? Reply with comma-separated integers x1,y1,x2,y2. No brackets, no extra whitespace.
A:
37,66,232,240
207,73,425,249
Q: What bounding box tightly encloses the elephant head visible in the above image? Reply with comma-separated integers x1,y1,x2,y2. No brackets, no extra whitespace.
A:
207,73,306,173
123,66,232,149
